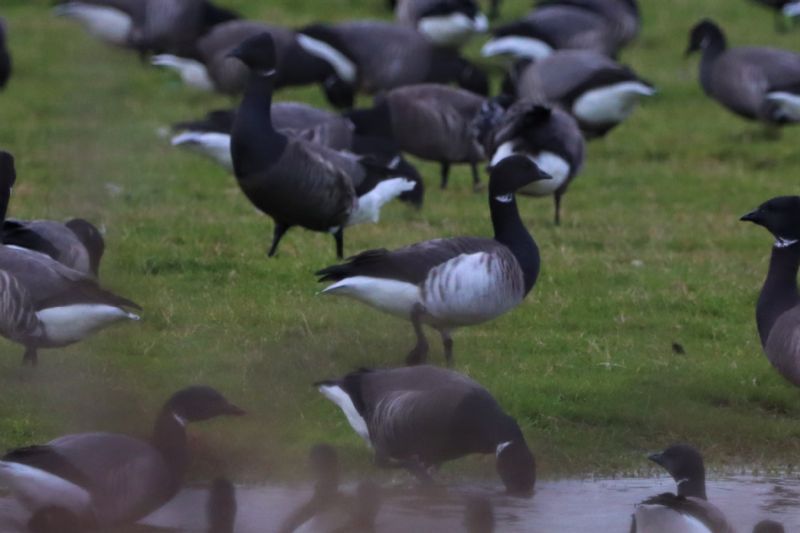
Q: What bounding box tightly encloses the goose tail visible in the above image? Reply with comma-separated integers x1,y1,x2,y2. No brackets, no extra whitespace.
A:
765,91,800,122
347,178,416,226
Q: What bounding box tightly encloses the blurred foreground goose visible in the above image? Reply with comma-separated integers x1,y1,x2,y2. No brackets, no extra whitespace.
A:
316,156,549,365
0,152,139,366
632,444,734,533
346,84,508,190
0,386,244,529
465,496,494,533
487,102,584,225
505,50,655,138
0,18,10,90
229,33,416,258
741,196,800,387
754,520,785,533
316,365,536,495
394,0,489,47
207,478,236,533
686,19,800,129
297,21,489,108
28,506,83,533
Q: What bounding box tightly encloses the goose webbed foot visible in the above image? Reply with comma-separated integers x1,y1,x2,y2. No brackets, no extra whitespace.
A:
440,162,450,189
22,347,37,367
333,228,344,259
440,330,454,367
406,304,429,366
268,223,290,257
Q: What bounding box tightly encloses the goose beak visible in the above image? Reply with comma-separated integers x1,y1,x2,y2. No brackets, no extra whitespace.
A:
647,452,664,466
740,210,761,224
224,403,247,416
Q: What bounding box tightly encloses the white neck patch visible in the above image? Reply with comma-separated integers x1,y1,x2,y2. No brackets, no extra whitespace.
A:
494,194,513,204
775,237,799,249
496,441,512,456
172,412,188,427
675,478,689,487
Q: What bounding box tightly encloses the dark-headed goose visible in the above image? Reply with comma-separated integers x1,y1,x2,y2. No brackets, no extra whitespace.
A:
0,152,139,366
505,50,655,138
208,478,236,533
297,21,489,107
487,101,584,225
0,386,244,529
229,33,416,258
686,19,800,129
347,84,508,190
316,155,549,365
316,365,536,495
754,520,785,533
0,18,10,90
632,444,734,533
394,0,488,47
741,196,800,387
465,496,494,533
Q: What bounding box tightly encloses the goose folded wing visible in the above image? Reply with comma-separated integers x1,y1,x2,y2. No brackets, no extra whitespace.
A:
2,220,61,261
765,307,800,383
3,445,92,490
710,57,769,119
638,493,734,533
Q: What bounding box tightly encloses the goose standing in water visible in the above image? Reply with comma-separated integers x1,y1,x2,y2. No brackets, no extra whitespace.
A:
741,196,800,387
0,151,140,366
394,0,489,47
0,386,244,530
686,19,800,131
207,478,237,533
0,18,11,90
228,33,416,258
316,365,536,495
316,155,549,366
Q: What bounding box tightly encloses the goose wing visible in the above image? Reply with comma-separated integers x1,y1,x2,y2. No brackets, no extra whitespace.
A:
765,306,800,386
531,51,635,103
708,51,773,119
525,6,612,54
3,220,91,275
634,493,734,533
0,270,40,342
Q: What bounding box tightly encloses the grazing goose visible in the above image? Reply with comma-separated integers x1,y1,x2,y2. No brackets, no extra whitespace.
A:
316,365,536,495
0,386,244,529
2,218,104,278
347,84,508,190
297,21,489,107
754,520,785,533
487,101,584,225
394,0,489,47
686,19,800,129
0,18,10,90
505,51,655,138
0,152,139,366
316,155,549,365
741,196,800,387
207,478,236,533
229,33,416,258
632,445,734,533
465,496,494,533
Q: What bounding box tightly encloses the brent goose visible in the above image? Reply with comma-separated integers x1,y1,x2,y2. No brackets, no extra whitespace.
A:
686,19,800,130
346,84,508,190
741,196,800,386
229,33,416,258
394,0,489,47
465,496,494,533
632,445,734,533
316,365,536,495
316,155,549,365
487,101,585,225
296,21,489,107
754,520,785,533
0,386,244,529
0,152,139,366
208,478,237,533
749,0,800,29
504,50,655,138
0,18,10,90
2,218,104,278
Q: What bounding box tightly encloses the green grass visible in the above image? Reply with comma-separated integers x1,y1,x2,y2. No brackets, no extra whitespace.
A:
1,0,800,484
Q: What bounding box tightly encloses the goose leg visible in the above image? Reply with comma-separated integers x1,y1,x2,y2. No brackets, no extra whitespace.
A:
406,303,429,366
440,162,450,189
375,450,434,485
22,346,37,367
440,330,454,367
333,228,344,259
268,223,290,257
554,191,563,226
470,162,483,192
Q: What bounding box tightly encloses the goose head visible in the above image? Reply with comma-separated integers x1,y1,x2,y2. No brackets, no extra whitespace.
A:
488,154,551,204
66,218,105,277
741,196,800,248
754,519,785,533
496,439,535,497
166,385,246,424
685,19,726,56
648,444,706,499
228,32,277,77
0,150,16,222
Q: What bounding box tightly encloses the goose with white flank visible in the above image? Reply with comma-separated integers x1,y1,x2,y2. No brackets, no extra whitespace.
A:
686,19,800,131
631,444,734,533
296,21,489,108
394,0,488,47
481,0,639,61
0,152,139,366
0,18,11,90
316,155,549,366
229,33,416,258
0,386,244,530
346,84,509,191
487,101,584,225
504,51,655,138
316,365,536,495
741,196,800,387
207,478,237,533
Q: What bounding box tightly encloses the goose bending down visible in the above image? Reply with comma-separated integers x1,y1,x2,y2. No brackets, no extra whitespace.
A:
686,19,800,129
487,102,584,225
631,444,734,533
296,21,489,108
504,51,655,138
740,196,800,387
394,0,488,47
229,33,417,258
316,155,549,365
207,478,237,533
316,365,536,495
0,386,244,529
2,218,104,278
346,84,508,191
0,18,11,90
0,152,140,366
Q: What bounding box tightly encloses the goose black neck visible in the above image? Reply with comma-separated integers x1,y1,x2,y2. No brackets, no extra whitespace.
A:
676,472,707,500
152,407,189,493
757,243,800,345
698,31,727,93
489,194,539,294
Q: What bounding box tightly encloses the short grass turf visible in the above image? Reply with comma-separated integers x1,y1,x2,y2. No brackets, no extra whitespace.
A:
1,0,800,483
